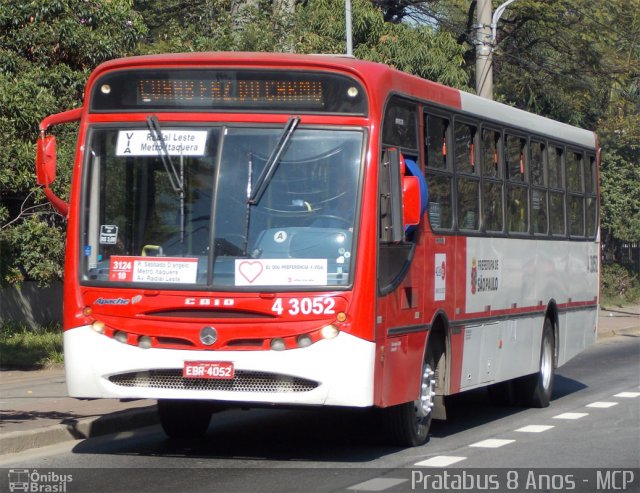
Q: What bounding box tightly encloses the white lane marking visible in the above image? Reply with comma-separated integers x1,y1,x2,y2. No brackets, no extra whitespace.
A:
469,438,515,448
615,392,640,398
515,425,555,433
347,478,408,491
553,412,589,420
415,456,467,467
586,401,618,408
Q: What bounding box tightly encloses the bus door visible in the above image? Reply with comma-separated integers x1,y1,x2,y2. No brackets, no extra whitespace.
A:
375,140,428,406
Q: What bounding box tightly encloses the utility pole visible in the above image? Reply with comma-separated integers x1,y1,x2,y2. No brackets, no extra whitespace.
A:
475,0,521,100
475,0,493,99
345,0,353,56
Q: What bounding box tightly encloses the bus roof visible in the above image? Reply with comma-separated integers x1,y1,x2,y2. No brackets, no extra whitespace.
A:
88,52,597,150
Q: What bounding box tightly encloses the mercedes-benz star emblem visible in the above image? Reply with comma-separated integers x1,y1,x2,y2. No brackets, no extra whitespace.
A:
200,326,217,346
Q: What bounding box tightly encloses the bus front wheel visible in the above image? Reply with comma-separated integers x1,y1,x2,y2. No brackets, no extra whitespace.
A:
158,399,212,440
515,318,555,408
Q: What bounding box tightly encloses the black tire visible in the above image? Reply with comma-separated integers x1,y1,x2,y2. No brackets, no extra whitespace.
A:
515,318,555,408
158,399,212,440
382,345,436,447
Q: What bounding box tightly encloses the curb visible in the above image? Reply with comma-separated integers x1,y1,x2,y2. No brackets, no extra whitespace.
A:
598,325,640,339
598,327,640,339
0,405,158,456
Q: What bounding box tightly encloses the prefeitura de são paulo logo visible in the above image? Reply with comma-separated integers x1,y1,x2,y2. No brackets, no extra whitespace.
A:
8,469,72,492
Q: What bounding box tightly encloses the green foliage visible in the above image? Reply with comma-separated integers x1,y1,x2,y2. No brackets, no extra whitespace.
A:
0,0,637,288
1,213,66,286
0,0,146,286
135,0,293,53
601,263,640,305
293,0,469,88
0,321,64,368
599,114,640,243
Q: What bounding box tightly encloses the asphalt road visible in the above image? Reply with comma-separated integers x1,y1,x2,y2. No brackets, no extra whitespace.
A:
1,334,638,493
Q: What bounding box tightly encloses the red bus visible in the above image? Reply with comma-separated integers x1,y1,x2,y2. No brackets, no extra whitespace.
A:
36,52,600,446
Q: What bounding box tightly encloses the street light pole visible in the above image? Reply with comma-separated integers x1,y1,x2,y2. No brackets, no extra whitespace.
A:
475,0,493,99
345,0,353,56
475,0,520,100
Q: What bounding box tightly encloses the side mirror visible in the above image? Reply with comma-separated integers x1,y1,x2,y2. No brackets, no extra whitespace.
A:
401,156,428,231
35,107,82,216
402,174,421,227
36,135,57,186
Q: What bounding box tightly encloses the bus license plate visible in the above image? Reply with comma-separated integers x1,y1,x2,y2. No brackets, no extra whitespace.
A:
183,361,234,380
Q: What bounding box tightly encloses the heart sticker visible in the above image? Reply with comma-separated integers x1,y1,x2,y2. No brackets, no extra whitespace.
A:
238,261,264,283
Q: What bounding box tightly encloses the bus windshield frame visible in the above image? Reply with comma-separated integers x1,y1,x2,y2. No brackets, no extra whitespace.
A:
80,122,365,291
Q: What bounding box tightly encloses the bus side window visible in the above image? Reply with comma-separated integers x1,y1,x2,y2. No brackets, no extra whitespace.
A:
567,150,585,237
481,128,500,178
585,154,597,238
481,127,503,233
548,146,565,236
425,115,449,170
506,135,526,182
454,122,477,174
531,141,548,235
424,113,452,230
455,121,479,231
457,177,480,230
506,135,528,233
507,184,528,233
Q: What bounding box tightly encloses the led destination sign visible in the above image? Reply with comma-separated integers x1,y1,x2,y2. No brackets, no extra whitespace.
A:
91,69,367,114
138,78,323,106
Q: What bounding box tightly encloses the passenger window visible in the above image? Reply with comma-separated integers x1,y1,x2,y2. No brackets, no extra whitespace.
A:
481,128,500,178
531,141,545,186
454,122,477,174
549,191,565,235
425,115,449,170
483,181,503,232
426,175,452,229
585,155,596,194
457,178,479,230
586,196,597,238
506,135,526,182
383,100,418,150
548,146,563,189
566,151,583,192
568,195,585,236
507,185,528,233
532,189,548,234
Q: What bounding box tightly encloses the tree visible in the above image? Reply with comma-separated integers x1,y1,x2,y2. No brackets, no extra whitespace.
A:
294,0,469,88
2,0,637,286
0,1,146,285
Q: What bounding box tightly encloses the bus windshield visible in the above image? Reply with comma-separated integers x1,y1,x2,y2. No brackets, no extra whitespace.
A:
81,124,364,289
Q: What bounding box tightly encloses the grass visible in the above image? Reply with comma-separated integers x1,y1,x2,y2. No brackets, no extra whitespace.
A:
0,322,63,369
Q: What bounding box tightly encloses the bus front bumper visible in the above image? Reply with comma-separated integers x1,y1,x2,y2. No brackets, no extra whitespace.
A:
63,326,376,408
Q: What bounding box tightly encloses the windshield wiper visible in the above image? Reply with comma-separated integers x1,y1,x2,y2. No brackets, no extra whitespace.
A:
248,116,300,205
146,115,183,194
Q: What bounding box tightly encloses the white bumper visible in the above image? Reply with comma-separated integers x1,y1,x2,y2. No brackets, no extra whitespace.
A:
64,326,375,407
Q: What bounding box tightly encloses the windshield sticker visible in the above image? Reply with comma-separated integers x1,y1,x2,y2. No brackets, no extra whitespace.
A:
235,259,327,286
116,130,208,156
273,231,288,243
99,225,118,245
109,256,198,283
